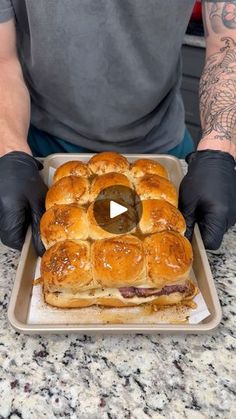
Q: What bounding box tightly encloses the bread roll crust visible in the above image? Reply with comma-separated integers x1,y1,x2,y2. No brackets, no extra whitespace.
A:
45,175,90,209
144,231,193,288
92,235,146,287
40,204,89,248
88,151,129,175
138,199,186,235
131,158,168,179
53,161,90,183
90,172,133,202
40,155,197,313
135,174,178,207
41,240,92,293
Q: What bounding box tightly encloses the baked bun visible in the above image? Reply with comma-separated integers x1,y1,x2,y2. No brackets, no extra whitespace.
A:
53,161,90,183
41,240,92,294
131,159,168,179
40,204,89,248
144,231,193,288
45,176,90,209
88,151,129,175
87,201,137,240
92,235,146,288
90,172,133,203
138,199,186,235
135,174,178,207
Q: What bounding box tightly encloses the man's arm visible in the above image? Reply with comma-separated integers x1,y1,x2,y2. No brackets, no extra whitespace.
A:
0,19,31,156
198,0,236,157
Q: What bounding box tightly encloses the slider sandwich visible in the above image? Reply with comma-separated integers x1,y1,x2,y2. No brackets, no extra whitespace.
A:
40,153,197,311
41,233,197,308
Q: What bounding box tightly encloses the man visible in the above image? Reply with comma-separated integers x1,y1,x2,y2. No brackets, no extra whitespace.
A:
0,0,235,255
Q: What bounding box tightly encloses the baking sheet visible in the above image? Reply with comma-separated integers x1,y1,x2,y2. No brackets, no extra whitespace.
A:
8,153,222,333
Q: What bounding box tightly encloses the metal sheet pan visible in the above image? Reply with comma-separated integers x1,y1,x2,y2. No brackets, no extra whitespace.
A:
7,154,222,334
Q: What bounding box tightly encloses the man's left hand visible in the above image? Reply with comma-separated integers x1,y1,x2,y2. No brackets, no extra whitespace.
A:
179,149,236,250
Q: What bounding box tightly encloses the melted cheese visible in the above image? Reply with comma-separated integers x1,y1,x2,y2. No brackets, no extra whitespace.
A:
52,283,187,304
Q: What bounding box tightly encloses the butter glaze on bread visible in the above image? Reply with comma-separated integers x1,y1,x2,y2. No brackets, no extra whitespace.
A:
40,204,89,248
41,240,92,294
40,152,197,311
53,161,90,183
45,175,90,209
91,235,146,288
135,174,178,207
138,199,186,235
88,151,129,175
131,159,168,179
144,231,193,288
90,172,133,203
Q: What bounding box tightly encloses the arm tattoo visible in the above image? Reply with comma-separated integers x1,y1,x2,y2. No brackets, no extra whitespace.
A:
200,37,236,143
222,1,236,28
203,1,236,34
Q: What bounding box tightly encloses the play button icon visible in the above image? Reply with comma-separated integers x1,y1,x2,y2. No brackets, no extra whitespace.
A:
93,185,142,235
110,201,128,219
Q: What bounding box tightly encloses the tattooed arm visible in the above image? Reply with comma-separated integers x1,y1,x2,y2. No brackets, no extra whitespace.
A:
199,1,236,157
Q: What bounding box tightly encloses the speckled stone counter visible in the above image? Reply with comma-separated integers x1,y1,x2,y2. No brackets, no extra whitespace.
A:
1,171,236,418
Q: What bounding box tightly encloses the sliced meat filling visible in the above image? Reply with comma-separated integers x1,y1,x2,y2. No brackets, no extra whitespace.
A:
119,283,189,299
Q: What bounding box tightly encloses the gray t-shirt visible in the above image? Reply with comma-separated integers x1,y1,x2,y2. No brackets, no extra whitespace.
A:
0,0,195,153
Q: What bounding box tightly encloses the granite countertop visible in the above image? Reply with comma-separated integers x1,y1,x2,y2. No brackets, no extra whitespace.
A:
0,228,235,418
0,157,236,418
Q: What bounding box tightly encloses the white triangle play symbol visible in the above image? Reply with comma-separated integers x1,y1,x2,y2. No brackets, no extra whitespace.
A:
110,200,128,219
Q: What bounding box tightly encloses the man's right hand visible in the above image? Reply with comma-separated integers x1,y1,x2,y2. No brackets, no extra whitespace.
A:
0,151,48,256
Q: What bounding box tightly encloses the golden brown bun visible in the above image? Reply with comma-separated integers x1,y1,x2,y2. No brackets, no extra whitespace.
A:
87,201,137,240
144,232,193,288
135,174,178,207
40,204,89,248
44,280,197,308
41,240,92,293
92,235,146,288
131,159,168,179
53,161,90,183
45,176,90,209
88,151,129,175
138,200,186,235
90,172,133,203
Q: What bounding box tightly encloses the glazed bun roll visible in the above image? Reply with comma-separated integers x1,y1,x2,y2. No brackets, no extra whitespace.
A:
45,176,90,209
131,159,168,180
87,201,137,240
135,174,178,207
53,161,90,183
90,172,134,203
92,235,146,288
40,204,89,248
88,151,129,175
138,200,186,235
144,232,193,288
41,240,92,295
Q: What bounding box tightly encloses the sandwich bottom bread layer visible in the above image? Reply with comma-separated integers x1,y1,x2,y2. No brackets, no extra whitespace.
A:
44,280,198,308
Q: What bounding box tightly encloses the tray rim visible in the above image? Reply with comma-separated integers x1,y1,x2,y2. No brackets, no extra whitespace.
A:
7,153,222,334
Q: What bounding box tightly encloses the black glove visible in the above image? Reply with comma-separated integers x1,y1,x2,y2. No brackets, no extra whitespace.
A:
0,151,48,255
179,149,236,250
